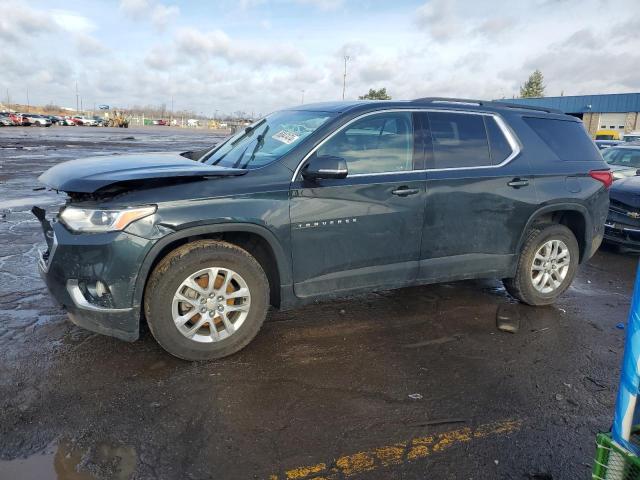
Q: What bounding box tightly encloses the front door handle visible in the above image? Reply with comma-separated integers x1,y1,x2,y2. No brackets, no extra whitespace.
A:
391,187,420,197
507,178,529,188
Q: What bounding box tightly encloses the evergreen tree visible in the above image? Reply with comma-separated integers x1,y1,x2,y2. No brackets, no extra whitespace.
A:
519,70,545,98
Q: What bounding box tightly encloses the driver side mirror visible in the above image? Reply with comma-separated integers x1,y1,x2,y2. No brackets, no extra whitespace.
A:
302,154,348,180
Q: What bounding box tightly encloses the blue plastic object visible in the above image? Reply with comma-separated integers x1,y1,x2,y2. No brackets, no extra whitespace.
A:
612,262,640,455
617,323,626,330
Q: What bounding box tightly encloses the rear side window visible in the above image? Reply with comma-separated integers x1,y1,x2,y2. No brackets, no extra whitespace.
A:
428,112,491,168
484,116,513,164
524,117,601,161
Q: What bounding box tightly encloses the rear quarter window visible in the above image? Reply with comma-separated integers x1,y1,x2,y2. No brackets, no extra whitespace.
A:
524,117,601,161
484,116,513,164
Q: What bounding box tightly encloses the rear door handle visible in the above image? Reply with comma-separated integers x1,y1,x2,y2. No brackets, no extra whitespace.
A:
507,178,529,188
391,187,420,197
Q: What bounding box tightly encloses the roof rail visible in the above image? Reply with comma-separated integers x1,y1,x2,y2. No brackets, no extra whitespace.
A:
412,97,485,106
493,101,563,114
412,97,563,114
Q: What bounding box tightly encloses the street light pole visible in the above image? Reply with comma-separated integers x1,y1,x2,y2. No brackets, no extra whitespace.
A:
342,55,350,100
75,81,79,113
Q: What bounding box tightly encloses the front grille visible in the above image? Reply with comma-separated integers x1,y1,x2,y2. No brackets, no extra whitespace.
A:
610,198,640,216
609,198,640,228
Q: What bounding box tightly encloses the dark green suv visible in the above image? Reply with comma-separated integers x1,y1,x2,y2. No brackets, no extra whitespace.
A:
35,98,611,360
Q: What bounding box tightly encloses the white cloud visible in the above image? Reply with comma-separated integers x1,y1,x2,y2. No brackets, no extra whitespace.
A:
0,2,57,44
294,0,343,10
119,0,151,17
173,27,305,68
415,0,459,43
150,4,180,30
119,0,179,30
51,10,96,33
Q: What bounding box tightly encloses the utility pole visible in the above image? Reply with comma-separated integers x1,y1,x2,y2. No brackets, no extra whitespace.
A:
301,89,305,104
171,96,174,123
26,88,30,112
342,55,350,100
5,89,10,109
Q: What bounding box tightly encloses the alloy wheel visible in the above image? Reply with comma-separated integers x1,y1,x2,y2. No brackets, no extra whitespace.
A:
172,267,251,343
530,239,571,294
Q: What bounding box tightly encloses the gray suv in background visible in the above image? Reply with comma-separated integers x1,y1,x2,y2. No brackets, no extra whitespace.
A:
34,98,611,360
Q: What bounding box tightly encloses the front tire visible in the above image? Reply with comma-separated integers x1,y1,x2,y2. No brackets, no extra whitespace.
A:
504,224,579,306
144,240,269,361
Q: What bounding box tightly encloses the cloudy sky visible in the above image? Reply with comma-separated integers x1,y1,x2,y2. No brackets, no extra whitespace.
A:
1,0,639,116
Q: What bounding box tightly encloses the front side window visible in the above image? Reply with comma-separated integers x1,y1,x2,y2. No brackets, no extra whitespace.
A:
316,112,414,175
428,112,491,168
204,110,331,169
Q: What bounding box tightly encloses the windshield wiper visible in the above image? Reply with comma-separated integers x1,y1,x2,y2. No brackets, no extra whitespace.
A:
237,126,270,169
230,119,267,147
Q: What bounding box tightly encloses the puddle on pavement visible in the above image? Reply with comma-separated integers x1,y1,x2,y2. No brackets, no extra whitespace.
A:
0,440,136,480
495,302,562,334
2,194,62,210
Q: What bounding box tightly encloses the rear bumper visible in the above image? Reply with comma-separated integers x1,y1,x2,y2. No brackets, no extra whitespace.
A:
36,216,155,342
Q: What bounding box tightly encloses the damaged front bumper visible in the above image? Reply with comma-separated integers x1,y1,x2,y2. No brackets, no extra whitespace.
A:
604,221,640,250
34,207,155,342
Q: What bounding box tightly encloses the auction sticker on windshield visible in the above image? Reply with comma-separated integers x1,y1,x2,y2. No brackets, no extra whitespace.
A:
272,130,299,145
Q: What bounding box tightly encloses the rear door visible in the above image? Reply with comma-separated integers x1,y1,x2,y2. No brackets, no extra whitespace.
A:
289,111,427,298
417,110,538,282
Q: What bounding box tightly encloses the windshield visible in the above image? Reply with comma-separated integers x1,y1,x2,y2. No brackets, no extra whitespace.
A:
603,148,640,168
202,110,331,169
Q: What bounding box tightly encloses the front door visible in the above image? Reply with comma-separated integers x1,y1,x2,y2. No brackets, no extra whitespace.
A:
290,111,426,298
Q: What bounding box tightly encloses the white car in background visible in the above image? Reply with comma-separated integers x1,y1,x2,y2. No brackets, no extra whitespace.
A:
72,116,98,126
623,132,640,143
24,114,52,127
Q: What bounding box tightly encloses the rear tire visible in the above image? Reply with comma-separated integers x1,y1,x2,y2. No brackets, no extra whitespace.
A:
144,240,269,361
504,224,579,306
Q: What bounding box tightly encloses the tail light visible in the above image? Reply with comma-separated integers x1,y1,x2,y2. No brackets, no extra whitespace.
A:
589,170,613,189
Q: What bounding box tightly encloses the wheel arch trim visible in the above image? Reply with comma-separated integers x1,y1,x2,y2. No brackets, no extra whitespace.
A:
517,203,592,263
133,223,291,311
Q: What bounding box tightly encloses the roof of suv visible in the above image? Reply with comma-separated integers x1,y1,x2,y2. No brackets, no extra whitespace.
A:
290,97,564,116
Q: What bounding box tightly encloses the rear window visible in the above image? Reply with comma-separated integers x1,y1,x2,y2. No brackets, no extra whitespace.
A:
428,112,491,168
524,117,601,161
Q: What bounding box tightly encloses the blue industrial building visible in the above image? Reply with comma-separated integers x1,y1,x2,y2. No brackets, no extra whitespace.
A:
501,93,640,137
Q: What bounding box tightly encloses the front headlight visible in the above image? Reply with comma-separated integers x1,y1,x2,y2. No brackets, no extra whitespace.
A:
60,205,157,233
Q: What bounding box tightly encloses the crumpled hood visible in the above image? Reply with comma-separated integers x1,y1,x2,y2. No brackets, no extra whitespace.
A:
610,176,640,208
38,152,246,193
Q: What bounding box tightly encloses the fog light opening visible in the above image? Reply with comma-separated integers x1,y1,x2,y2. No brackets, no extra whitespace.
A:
95,281,107,298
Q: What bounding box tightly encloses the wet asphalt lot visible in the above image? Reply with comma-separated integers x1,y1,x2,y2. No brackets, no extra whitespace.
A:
0,126,636,480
